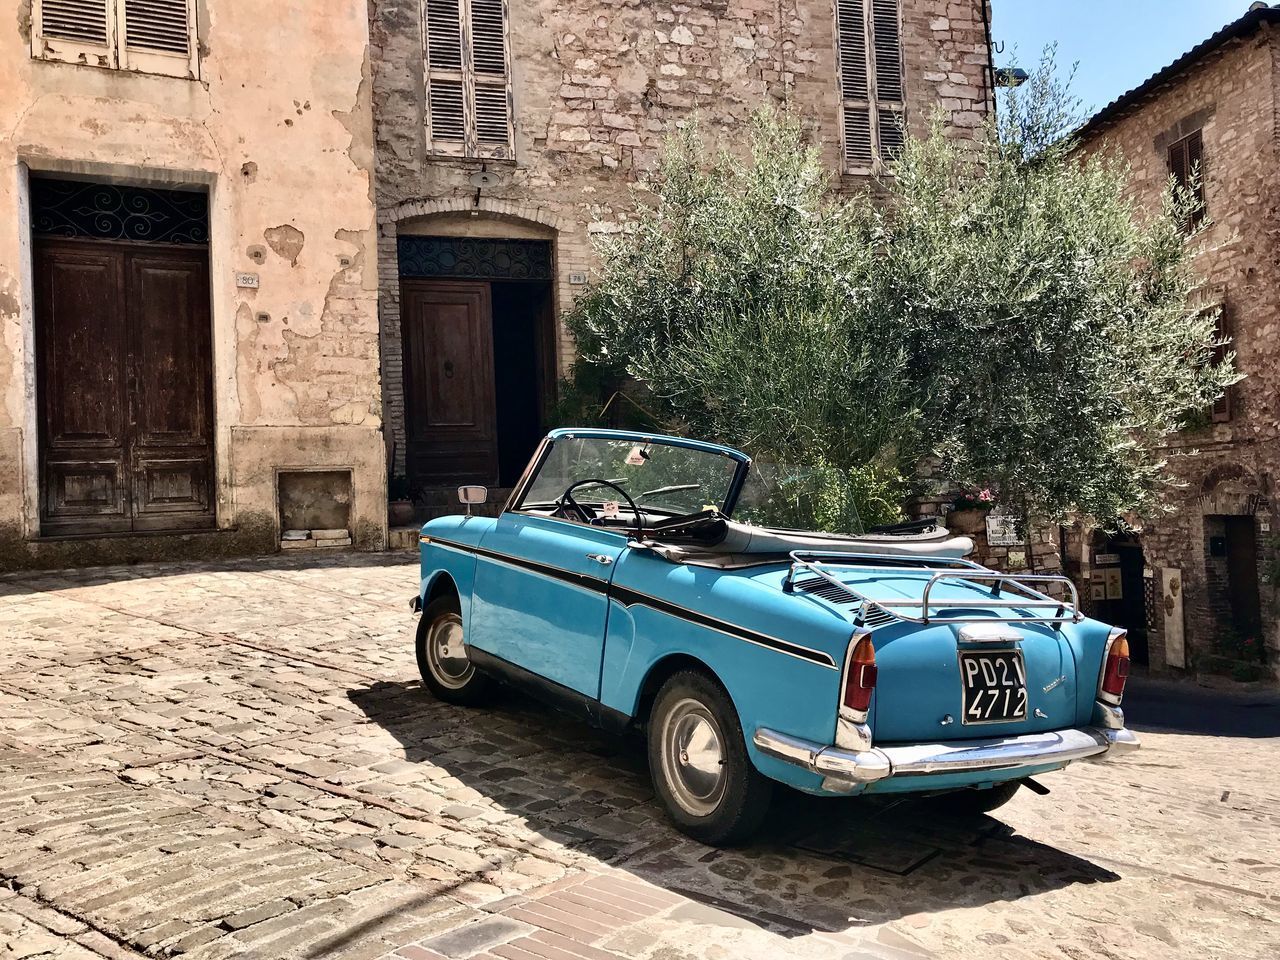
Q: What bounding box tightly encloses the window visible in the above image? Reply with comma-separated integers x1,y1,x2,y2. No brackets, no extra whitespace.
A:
1168,130,1206,231
835,0,905,172
31,0,198,79
422,0,513,160
1209,306,1232,423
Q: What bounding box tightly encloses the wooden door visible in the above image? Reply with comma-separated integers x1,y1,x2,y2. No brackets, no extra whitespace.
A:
1224,517,1262,636
401,279,498,484
36,239,214,536
127,249,215,531
35,242,131,533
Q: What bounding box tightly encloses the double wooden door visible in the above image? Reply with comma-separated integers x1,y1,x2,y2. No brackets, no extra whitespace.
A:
36,239,215,535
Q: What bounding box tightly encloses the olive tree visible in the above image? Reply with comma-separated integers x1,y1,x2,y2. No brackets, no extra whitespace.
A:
562,55,1235,529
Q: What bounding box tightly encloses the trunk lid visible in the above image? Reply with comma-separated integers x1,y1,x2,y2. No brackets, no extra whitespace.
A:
786,566,1081,743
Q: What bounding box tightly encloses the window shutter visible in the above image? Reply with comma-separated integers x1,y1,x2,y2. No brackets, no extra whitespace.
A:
474,84,510,144
423,0,512,159
122,0,189,55
40,0,109,44
836,0,868,101
877,107,905,159
429,80,466,142
117,0,197,77
844,106,874,168
870,0,903,102
1210,305,1232,422
32,0,116,67
1168,130,1206,231
426,0,463,70
836,0,904,173
470,0,506,76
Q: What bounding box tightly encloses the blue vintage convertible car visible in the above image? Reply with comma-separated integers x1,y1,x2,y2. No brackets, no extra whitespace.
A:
411,429,1139,844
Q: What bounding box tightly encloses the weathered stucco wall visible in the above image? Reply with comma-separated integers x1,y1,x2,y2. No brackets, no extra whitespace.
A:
0,1,385,567
370,0,994,476
1075,25,1280,677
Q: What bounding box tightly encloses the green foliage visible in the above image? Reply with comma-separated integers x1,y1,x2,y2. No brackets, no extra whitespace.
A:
561,51,1236,531
565,110,915,531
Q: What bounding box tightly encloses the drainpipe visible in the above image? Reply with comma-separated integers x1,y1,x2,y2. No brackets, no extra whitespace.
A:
979,0,997,117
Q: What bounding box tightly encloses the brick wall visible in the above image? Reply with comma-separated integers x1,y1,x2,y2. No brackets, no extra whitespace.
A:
1075,24,1280,677
369,0,993,475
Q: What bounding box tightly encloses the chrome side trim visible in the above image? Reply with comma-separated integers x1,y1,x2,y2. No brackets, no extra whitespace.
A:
754,722,1140,789
427,537,838,669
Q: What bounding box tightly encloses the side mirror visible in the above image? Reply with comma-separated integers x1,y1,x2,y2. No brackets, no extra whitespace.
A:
457,485,488,516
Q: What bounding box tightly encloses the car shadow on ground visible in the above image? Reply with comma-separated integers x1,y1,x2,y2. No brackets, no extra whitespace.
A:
347,679,1119,938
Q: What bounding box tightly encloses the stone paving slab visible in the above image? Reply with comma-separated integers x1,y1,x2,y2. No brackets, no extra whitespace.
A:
0,552,1277,960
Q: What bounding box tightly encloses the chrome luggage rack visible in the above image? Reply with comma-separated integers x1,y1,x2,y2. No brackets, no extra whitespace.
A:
782,550,1082,627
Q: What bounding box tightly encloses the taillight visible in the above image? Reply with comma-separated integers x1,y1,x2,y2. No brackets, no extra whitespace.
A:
1100,630,1131,704
843,633,878,718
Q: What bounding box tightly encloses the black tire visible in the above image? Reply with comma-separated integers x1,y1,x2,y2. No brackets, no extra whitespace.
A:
415,594,493,706
927,779,1023,816
647,670,773,846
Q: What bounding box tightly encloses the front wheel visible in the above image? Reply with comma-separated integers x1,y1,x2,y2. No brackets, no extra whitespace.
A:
647,670,773,846
415,594,493,706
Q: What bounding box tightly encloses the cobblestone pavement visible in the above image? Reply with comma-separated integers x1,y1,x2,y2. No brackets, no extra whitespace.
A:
0,554,1276,960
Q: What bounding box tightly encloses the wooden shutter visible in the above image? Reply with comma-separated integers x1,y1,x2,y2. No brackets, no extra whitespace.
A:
870,0,903,102
424,0,513,159
836,0,905,172
877,107,905,160
837,0,868,101
32,0,116,68
32,0,197,77
1210,305,1232,422
843,107,874,168
1169,131,1205,231
470,0,511,148
118,0,198,78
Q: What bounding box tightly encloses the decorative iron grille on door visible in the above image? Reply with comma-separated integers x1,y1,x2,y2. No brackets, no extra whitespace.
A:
422,0,514,159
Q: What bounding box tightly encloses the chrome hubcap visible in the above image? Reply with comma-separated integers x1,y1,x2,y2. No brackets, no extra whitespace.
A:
661,698,727,817
426,613,473,689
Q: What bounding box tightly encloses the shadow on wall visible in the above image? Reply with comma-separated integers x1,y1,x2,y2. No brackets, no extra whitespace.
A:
347,679,1119,940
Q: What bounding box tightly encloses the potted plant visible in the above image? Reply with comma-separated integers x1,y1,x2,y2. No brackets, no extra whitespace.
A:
947,488,994,534
388,474,414,527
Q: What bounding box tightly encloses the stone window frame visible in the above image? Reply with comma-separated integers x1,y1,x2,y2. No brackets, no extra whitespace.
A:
834,0,906,174
421,0,515,162
30,0,200,80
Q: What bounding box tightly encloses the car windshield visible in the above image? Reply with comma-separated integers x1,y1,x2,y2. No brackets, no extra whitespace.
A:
519,436,741,517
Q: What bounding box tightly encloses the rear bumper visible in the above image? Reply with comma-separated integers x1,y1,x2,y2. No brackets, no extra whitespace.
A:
753,706,1139,792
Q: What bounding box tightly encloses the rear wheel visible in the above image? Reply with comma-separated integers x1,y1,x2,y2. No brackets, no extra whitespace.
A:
647,670,772,846
415,594,493,706
928,779,1023,816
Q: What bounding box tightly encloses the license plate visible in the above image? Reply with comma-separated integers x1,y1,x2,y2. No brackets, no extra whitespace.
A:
959,650,1027,724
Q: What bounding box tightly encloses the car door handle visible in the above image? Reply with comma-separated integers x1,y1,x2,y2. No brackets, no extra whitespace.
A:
586,553,613,566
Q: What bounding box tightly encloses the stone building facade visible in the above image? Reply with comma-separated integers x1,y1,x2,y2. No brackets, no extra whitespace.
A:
369,0,994,503
1074,6,1280,679
0,1,385,570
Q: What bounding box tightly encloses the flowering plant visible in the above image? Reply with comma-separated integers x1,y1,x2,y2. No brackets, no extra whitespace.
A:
952,488,995,512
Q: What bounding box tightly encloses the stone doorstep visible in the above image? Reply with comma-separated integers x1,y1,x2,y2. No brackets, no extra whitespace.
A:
280,538,353,550
388,527,420,551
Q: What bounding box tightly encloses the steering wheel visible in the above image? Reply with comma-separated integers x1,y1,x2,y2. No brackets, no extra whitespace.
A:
556,478,644,534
